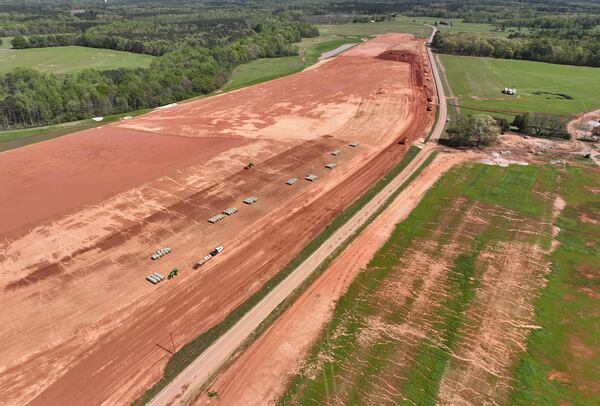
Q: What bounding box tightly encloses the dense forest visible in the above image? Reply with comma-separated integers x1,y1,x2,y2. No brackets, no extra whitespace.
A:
431,31,600,67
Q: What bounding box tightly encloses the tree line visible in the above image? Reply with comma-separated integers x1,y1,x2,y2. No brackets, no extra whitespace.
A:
432,31,600,67
0,20,318,130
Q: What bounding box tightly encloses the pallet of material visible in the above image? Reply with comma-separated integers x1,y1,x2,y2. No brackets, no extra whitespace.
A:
305,174,318,181
331,150,340,156
243,197,258,204
208,213,226,223
349,142,360,147
146,272,165,284
223,207,238,216
286,177,298,185
325,163,337,169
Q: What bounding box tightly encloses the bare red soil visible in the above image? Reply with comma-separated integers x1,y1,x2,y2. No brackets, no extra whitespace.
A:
0,33,432,405
0,128,250,235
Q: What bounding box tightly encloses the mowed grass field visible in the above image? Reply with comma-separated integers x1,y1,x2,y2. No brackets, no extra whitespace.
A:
0,45,155,75
223,37,362,91
396,16,512,36
316,19,431,38
440,54,600,118
281,162,600,405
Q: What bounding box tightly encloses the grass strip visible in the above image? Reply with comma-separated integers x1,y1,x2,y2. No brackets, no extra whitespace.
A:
0,109,151,150
133,146,428,405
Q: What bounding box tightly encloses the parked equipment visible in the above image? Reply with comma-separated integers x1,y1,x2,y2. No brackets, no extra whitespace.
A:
167,268,179,279
210,246,224,256
151,247,171,261
244,162,254,170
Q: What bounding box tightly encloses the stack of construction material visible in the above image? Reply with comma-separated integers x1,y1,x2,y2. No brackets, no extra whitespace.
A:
325,163,337,169
223,207,238,216
331,150,341,156
193,255,213,270
208,213,226,223
243,197,258,204
349,142,360,147
305,174,318,181
286,177,298,185
146,272,165,284
151,247,172,260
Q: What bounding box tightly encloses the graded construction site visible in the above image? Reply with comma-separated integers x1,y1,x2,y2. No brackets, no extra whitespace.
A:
0,33,433,405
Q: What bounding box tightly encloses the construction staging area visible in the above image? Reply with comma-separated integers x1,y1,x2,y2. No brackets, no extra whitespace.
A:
0,33,433,405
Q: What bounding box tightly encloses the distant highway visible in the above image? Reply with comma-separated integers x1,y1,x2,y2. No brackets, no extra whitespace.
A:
149,26,448,406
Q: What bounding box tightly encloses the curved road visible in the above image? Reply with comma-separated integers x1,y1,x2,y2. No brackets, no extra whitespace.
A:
149,27,448,406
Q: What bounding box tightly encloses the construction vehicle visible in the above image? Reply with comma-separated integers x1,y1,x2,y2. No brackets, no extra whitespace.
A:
244,162,254,170
210,246,224,256
398,137,407,145
167,268,179,279
426,105,432,111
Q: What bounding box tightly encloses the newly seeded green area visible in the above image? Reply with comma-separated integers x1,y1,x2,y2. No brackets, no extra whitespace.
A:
510,165,600,404
280,162,600,405
440,54,600,119
223,37,362,91
0,45,155,75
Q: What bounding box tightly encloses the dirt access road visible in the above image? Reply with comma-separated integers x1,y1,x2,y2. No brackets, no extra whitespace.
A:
0,33,433,405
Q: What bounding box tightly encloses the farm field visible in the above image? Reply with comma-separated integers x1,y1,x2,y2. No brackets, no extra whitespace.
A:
0,45,155,75
280,161,600,405
316,19,431,38
0,34,434,405
440,54,600,119
397,16,511,36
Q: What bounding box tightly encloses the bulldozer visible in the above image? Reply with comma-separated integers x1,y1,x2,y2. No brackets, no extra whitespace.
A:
244,162,254,170
167,268,179,280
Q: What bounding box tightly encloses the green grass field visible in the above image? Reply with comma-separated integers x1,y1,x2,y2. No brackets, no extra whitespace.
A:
440,54,600,119
0,45,155,75
397,16,511,36
223,36,362,91
316,19,431,38
280,161,600,405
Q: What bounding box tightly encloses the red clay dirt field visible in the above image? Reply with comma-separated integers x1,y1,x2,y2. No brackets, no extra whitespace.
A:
0,33,433,405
